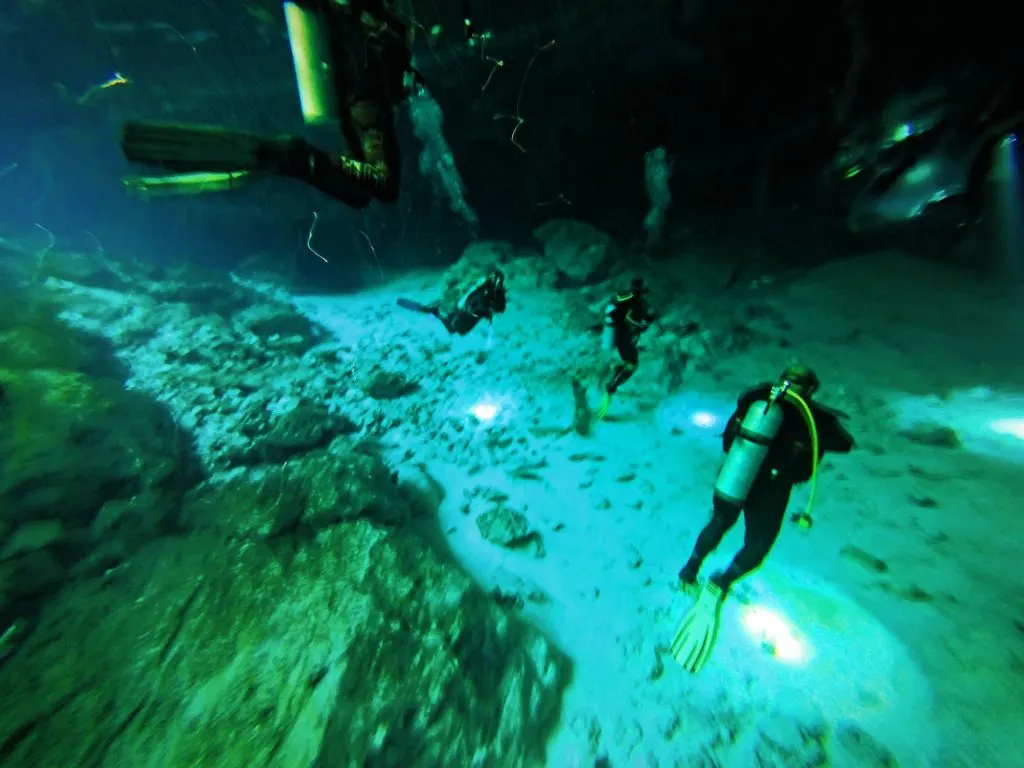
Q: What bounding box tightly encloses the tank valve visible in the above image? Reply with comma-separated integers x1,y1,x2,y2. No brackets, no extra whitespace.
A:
766,380,791,412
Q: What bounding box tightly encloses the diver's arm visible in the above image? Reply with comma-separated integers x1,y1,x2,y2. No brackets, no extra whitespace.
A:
625,298,658,332
810,404,855,454
623,297,641,328
820,415,855,454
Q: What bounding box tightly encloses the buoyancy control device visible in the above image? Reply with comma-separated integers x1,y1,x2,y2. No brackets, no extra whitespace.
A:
713,379,821,515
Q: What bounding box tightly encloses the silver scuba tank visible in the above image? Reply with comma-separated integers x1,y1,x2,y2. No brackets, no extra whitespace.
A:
284,1,340,125
714,399,785,505
601,301,617,353
601,326,615,353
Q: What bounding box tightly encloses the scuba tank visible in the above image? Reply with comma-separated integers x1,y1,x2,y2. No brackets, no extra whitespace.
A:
283,1,340,124
283,0,414,124
601,326,615,353
713,379,822,525
714,395,785,506
601,299,618,353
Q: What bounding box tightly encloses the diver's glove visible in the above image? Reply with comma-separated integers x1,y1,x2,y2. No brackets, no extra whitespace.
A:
790,511,813,530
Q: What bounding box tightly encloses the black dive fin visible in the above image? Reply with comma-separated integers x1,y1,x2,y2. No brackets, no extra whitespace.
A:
120,121,274,172
396,298,436,314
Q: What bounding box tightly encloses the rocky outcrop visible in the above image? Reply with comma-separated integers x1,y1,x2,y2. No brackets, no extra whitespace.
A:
0,523,571,767
179,447,411,539
0,295,200,616
0,251,573,767
53,273,360,471
533,219,619,286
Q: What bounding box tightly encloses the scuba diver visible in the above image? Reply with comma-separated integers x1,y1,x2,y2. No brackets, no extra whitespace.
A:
597,278,658,419
119,0,417,207
670,363,855,674
396,268,506,336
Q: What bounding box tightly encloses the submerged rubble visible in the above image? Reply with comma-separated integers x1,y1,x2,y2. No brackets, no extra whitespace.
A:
0,256,573,767
1,231,973,766
2,527,569,767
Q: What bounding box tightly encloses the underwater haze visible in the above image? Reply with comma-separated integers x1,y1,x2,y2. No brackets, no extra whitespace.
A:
1,1,1023,767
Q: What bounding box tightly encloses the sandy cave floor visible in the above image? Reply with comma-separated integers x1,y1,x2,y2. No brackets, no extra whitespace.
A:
295,253,1024,767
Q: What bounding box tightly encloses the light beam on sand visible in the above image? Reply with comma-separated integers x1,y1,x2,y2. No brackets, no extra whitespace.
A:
991,417,1024,440
691,411,716,428
739,605,808,664
890,389,1024,463
718,573,935,766
469,401,500,422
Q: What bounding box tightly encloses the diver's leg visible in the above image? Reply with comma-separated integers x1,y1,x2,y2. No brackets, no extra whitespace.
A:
288,144,374,208
711,477,792,594
286,0,402,206
434,309,477,335
442,311,481,336
328,2,403,202
278,101,397,206
605,335,639,394
430,307,455,333
343,98,401,202
605,363,636,394
679,496,741,585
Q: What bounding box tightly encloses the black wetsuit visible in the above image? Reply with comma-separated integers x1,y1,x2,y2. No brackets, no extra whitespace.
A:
603,289,656,394
119,0,414,210
681,383,855,593
276,0,412,207
434,276,507,336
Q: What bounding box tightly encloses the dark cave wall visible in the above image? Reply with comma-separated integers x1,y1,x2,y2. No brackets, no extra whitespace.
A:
3,0,1019,275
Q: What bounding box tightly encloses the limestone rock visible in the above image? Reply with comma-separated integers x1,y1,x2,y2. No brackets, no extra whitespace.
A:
146,278,255,316
457,240,515,271
0,304,198,534
897,422,961,449
228,401,358,467
366,370,419,401
179,449,410,539
179,466,305,540
533,219,618,286
233,302,327,355
300,450,410,529
477,507,536,550
832,722,897,767
260,402,356,464
0,520,66,562
0,526,571,767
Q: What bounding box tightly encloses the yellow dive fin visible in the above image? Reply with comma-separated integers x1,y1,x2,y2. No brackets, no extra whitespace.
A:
670,581,724,674
122,170,256,196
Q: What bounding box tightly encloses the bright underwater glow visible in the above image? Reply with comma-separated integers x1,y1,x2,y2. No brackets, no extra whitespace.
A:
740,605,808,664
990,418,1024,440
690,411,716,429
469,401,499,422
